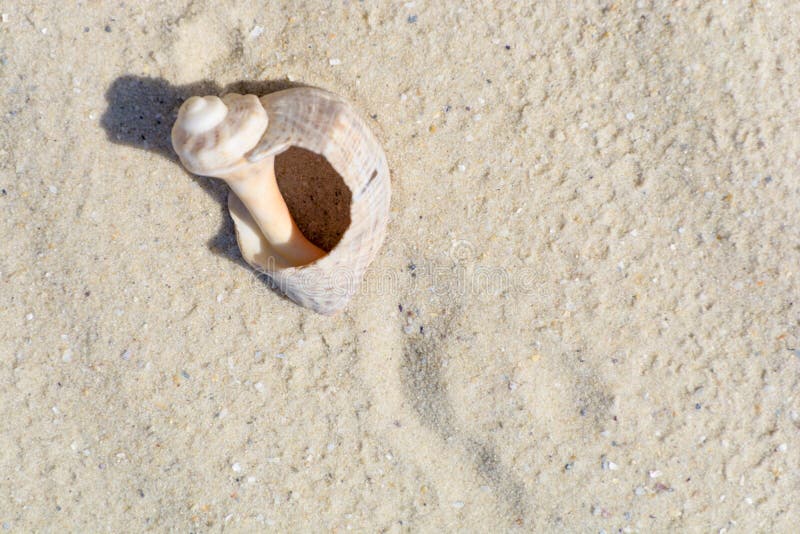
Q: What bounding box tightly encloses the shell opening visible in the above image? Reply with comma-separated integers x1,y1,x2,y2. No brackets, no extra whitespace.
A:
275,146,352,252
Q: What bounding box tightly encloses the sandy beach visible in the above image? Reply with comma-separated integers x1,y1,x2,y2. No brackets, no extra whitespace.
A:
1,1,799,531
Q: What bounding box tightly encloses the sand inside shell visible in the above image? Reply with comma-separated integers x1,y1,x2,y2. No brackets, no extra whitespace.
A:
275,146,352,252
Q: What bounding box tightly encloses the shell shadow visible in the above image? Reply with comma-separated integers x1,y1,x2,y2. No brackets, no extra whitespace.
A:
100,75,348,292
100,75,303,164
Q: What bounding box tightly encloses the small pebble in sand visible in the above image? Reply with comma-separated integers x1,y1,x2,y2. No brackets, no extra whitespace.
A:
776,443,787,453
26,313,34,321
634,486,646,496
1,14,8,23
49,185,58,194
329,58,342,66
626,111,636,120
232,462,242,472
407,15,418,23
62,349,73,362
249,25,264,38
601,457,619,470
254,382,265,393
452,501,465,509
649,470,662,478
120,349,131,360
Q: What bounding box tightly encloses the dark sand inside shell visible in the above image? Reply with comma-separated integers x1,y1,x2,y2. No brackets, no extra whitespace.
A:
275,146,351,252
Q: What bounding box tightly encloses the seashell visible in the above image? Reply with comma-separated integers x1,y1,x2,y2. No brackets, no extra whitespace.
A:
172,87,390,315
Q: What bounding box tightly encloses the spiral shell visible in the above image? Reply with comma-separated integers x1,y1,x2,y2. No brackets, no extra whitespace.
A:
231,88,390,315
172,94,267,176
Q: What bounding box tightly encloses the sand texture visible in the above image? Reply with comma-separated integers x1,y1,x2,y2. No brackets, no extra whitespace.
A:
1,1,799,531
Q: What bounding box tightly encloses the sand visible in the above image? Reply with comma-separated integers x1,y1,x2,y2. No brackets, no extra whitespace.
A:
1,1,799,531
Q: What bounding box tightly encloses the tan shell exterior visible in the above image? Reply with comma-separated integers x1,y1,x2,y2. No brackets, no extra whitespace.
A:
236,87,390,315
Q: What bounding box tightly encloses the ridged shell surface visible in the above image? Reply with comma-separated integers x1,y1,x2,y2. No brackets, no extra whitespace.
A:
237,87,390,315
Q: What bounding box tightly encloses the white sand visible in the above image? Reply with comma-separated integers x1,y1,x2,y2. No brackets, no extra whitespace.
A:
1,1,799,531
